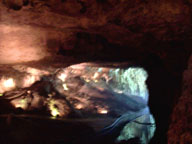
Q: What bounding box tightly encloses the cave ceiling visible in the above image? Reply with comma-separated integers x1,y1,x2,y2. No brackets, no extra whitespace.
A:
0,0,192,66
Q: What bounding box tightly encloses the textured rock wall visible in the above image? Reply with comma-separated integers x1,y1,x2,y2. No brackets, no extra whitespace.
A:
168,55,192,144
0,0,192,63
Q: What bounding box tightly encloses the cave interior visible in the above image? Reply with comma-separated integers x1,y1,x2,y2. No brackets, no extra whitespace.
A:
0,0,192,144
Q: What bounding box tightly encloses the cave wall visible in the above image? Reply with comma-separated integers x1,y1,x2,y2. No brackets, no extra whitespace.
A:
168,55,192,144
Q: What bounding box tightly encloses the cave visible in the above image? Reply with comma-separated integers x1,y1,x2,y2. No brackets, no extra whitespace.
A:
0,0,192,144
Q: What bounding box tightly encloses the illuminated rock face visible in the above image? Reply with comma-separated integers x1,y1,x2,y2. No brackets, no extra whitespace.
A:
0,24,49,64
0,77,16,93
54,63,150,117
117,114,155,144
1,62,155,143
1,63,150,114
108,67,149,102
0,65,49,93
62,63,149,102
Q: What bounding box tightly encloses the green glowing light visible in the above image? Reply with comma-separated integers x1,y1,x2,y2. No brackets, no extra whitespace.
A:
0,93,3,96
49,100,60,117
13,98,27,109
21,99,26,104
51,108,60,117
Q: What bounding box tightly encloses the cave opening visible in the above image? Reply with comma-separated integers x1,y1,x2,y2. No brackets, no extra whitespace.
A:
0,62,157,144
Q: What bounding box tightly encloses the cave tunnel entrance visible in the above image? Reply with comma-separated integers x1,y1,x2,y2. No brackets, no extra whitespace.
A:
0,61,157,144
